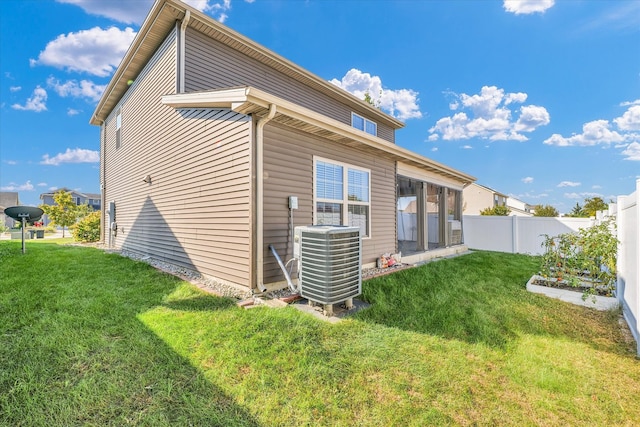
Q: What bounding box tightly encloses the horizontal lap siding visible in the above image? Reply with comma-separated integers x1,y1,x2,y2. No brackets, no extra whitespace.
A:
103,28,253,287
184,27,395,143
263,123,396,284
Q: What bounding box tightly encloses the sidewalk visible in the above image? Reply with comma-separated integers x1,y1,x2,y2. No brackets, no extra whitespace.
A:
0,230,66,240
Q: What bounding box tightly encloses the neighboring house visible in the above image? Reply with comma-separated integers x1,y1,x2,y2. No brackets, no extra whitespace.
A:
506,196,534,217
40,188,101,226
0,192,20,228
463,183,508,215
90,0,475,293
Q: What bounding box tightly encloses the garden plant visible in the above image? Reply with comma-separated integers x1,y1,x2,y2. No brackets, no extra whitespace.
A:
540,217,618,301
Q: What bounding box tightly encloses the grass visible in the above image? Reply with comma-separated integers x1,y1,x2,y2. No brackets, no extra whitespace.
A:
1,240,639,426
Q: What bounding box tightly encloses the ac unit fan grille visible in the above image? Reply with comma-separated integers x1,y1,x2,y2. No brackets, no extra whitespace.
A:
297,228,361,305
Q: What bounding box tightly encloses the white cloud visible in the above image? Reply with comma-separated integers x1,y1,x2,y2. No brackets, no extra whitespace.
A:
49,186,59,191
4,160,18,165
9,86,21,92
592,185,602,189
57,0,152,24
37,182,48,187
614,105,640,131
622,142,640,161
514,105,550,132
575,2,640,33
522,177,534,184
557,181,581,187
41,148,100,166
188,0,232,23
462,145,473,149
503,0,555,15
67,108,82,116
58,0,235,24
544,120,626,146
330,68,422,121
564,192,603,200
545,103,640,160
429,86,549,142
431,147,438,152
517,191,549,199
1,181,35,192
47,76,105,102
31,27,136,77
11,86,47,112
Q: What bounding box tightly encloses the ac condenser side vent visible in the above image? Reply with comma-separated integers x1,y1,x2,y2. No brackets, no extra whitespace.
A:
294,225,361,306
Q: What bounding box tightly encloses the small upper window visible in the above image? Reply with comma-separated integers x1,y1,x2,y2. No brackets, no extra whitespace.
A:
351,112,377,136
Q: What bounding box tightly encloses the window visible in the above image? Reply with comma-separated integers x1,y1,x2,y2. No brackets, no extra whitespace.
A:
314,158,370,237
115,109,122,149
351,112,377,136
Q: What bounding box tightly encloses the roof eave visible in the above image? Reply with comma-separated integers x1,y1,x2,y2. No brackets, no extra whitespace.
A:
161,87,475,184
91,0,405,130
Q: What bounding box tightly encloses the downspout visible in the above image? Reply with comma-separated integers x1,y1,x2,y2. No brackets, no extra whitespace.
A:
178,10,191,93
255,104,277,292
99,119,106,244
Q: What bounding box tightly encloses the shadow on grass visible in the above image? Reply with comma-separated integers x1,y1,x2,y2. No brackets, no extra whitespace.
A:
0,241,260,426
163,295,238,312
355,251,628,353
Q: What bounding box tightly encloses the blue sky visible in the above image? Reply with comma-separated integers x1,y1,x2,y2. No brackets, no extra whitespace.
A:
1,0,638,213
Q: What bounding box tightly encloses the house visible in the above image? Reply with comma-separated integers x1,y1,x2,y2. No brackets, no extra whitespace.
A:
0,192,20,228
463,183,508,215
506,196,534,217
40,188,101,226
90,0,475,293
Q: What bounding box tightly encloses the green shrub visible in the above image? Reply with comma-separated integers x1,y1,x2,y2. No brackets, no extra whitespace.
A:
480,205,511,216
72,211,101,243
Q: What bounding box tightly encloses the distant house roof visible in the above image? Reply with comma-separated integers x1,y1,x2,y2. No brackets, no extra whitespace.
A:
39,188,101,201
0,192,19,209
468,182,508,198
402,200,417,214
90,0,404,131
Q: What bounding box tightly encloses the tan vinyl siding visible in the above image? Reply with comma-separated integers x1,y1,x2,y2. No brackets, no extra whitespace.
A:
184,27,395,144
102,28,253,288
263,123,396,284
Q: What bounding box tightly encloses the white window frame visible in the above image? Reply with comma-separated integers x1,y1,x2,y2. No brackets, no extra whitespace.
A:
351,112,377,137
313,156,371,238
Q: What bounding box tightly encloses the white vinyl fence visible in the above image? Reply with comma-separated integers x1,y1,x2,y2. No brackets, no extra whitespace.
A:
617,179,640,354
463,215,594,255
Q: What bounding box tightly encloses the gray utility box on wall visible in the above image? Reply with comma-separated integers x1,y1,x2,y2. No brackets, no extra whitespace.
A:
294,225,362,307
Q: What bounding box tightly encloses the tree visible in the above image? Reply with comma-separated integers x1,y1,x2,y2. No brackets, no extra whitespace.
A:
363,90,381,109
480,205,511,216
582,197,608,217
565,202,584,218
533,204,559,217
40,190,89,237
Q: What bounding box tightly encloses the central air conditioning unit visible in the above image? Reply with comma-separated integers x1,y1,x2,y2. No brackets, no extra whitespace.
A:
294,225,362,310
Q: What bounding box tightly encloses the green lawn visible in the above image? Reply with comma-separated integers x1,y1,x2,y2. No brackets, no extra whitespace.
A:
1,240,638,426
